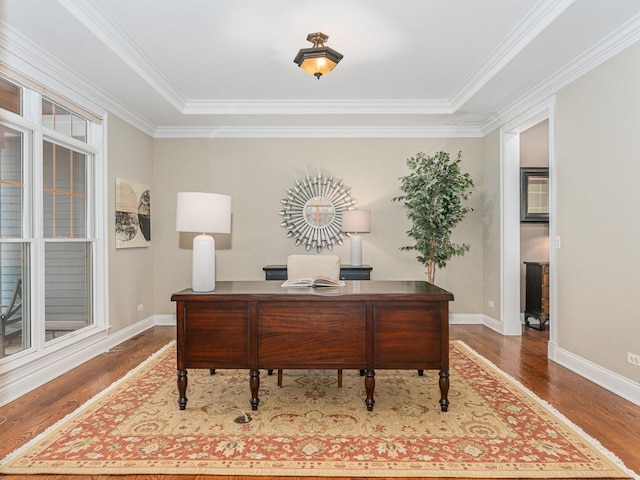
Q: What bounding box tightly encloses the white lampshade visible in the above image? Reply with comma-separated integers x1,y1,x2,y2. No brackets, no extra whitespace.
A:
176,192,231,234
342,210,370,234
176,192,231,292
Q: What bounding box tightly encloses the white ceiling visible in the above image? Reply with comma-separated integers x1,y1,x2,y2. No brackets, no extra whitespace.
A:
1,0,640,137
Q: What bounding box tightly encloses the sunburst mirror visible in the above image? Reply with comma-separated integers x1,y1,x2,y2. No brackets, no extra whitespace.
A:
280,173,356,252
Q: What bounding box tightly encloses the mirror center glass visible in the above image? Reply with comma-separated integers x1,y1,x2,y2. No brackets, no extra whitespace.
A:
303,196,335,228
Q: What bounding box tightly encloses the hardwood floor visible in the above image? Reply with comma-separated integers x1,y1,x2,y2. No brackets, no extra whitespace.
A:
1,324,638,480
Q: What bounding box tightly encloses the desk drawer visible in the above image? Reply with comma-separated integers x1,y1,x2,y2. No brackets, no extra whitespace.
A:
257,302,366,367
182,301,250,368
373,302,443,369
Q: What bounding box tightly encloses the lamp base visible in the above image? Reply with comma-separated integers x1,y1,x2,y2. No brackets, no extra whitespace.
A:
350,235,363,267
192,234,215,292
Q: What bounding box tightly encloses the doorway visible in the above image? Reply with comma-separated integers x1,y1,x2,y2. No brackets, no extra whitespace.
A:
501,98,557,348
520,121,549,331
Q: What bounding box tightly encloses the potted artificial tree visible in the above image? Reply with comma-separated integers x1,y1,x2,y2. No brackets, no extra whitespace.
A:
393,150,474,284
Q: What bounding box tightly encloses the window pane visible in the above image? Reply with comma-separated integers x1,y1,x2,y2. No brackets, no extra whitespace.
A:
0,126,23,237
72,115,87,142
0,78,21,115
42,98,55,130
42,98,87,142
45,242,92,341
54,104,72,136
72,152,87,237
42,141,87,238
1,243,30,358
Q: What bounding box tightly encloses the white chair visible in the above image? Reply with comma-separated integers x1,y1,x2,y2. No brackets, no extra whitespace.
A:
277,255,343,387
287,254,340,281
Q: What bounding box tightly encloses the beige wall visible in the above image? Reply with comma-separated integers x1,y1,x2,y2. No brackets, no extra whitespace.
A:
107,114,154,331
520,120,549,167
152,138,483,315
555,41,640,379
481,129,501,321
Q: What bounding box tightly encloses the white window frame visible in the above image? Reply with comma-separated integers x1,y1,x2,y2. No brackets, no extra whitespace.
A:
0,77,108,406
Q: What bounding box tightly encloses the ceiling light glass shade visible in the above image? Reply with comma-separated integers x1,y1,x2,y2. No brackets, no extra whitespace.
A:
294,32,343,79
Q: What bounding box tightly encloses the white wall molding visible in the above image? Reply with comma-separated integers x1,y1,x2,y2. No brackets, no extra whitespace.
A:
481,14,640,136
0,22,156,136
57,0,186,112
0,317,155,407
183,99,452,116
153,125,484,139
450,313,483,325
451,0,574,111
497,98,556,338
154,314,177,326
549,342,640,407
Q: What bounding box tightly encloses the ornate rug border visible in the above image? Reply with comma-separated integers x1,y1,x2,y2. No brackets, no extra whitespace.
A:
0,341,177,468
0,340,637,479
452,342,637,480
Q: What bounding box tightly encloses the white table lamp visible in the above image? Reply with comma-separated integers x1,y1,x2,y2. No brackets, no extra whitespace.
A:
341,210,370,267
176,192,231,292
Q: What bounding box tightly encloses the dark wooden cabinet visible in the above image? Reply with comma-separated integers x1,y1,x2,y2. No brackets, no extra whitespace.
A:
263,264,372,281
524,262,549,331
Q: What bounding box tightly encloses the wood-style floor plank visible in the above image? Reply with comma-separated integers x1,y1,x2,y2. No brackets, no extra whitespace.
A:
1,325,638,480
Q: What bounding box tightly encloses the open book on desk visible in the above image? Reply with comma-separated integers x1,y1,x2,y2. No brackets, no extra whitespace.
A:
281,276,346,288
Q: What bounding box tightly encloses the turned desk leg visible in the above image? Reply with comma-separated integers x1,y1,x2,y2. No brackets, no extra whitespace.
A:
177,369,188,410
364,370,375,411
250,369,260,410
439,369,449,412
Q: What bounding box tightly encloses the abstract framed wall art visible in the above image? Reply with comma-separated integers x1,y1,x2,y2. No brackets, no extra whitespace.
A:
115,178,151,248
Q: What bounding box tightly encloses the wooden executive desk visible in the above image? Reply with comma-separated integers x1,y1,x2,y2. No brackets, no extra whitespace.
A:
171,280,454,412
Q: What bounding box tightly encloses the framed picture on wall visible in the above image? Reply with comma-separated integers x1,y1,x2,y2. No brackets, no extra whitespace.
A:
520,167,549,223
115,178,151,248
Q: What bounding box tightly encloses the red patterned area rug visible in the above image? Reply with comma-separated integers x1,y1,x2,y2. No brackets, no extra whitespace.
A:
0,341,635,478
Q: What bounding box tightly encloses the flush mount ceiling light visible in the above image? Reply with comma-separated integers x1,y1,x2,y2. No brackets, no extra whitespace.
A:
293,32,343,79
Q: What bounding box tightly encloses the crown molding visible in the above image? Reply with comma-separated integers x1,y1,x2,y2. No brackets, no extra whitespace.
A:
450,0,575,111
0,23,104,117
480,13,640,136
153,125,483,139
57,0,186,113
182,99,452,115
0,22,157,136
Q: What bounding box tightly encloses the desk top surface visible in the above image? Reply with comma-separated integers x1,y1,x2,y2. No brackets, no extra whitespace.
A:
172,280,453,301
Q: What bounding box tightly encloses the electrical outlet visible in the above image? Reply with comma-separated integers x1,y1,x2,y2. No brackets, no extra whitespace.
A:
628,352,640,367
137,304,144,312
488,300,495,308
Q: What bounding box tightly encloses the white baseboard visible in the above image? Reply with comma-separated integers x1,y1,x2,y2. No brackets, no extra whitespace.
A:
549,342,640,407
154,314,176,326
449,313,506,334
0,315,157,407
449,313,483,324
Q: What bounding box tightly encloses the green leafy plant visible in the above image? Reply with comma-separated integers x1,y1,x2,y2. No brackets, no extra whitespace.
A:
393,151,474,284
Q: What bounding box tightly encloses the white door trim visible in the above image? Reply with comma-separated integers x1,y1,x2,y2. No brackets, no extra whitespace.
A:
499,97,556,343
